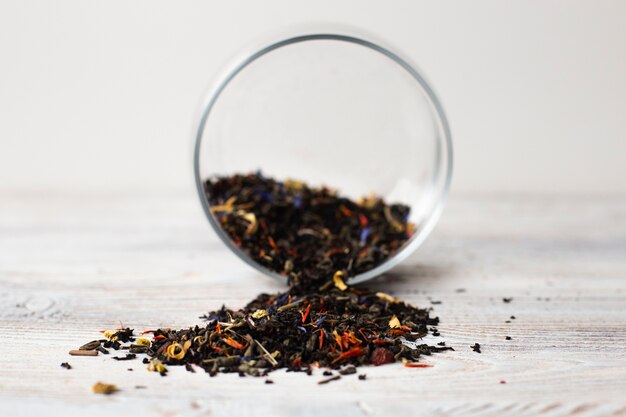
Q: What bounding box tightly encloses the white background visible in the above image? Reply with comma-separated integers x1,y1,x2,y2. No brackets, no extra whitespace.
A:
1,0,625,196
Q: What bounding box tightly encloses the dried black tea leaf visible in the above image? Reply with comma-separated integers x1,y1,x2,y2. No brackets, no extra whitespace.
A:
112,353,136,361
79,340,101,351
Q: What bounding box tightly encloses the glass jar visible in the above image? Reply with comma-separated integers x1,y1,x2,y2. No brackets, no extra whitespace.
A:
193,31,453,284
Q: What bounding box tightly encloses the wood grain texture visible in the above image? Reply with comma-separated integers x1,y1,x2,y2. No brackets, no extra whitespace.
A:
1,191,625,417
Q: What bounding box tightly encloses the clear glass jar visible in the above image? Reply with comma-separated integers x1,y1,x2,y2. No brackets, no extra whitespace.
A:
193,31,453,284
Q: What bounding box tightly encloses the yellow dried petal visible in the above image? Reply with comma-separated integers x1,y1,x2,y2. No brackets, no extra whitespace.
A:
239,211,258,235
102,330,118,341
183,339,192,352
166,343,185,360
210,196,237,213
147,358,167,374
251,309,268,319
376,292,400,303
92,382,118,395
358,193,378,209
389,315,401,329
284,179,305,192
135,338,150,346
333,271,348,291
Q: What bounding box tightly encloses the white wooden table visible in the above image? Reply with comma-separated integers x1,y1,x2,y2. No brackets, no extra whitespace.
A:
1,190,625,417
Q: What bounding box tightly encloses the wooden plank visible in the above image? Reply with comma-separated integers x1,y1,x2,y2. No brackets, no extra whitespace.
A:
0,191,625,416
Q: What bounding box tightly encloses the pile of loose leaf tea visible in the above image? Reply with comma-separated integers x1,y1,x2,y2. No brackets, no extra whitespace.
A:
204,173,414,289
70,173,451,385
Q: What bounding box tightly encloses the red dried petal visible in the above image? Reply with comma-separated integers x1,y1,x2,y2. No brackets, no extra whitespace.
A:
222,337,245,350
331,346,365,364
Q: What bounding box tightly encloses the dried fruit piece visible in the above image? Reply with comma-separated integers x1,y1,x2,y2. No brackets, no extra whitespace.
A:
371,348,395,366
